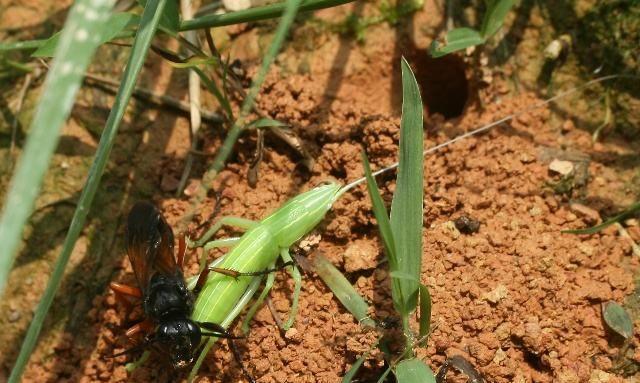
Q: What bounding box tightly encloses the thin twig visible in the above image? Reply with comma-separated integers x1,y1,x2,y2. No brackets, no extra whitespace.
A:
10,73,34,156
83,72,223,123
615,222,640,258
265,296,285,329
177,0,204,196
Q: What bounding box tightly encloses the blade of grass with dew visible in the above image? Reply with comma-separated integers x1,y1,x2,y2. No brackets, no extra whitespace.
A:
394,358,436,383
389,57,424,318
0,0,116,299
419,284,431,338
8,1,168,381
314,254,377,328
563,201,640,235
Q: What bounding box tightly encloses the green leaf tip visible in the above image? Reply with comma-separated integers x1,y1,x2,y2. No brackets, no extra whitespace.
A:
395,358,436,383
602,301,633,339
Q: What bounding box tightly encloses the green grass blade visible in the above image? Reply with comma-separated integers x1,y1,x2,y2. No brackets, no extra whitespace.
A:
180,0,354,30
0,39,49,52
429,27,485,58
419,284,431,337
314,254,377,328
361,151,404,314
480,0,516,38
0,0,116,299
139,0,180,32
342,338,383,383
33,13,140,58
394,358,436,383
7,1,168,381
389,57,424,316
563,201,640,235
376,367,392,383
342,353,367,383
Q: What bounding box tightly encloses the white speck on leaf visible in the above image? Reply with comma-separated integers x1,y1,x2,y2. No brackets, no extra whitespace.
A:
60,62,73,75
75,29,89,42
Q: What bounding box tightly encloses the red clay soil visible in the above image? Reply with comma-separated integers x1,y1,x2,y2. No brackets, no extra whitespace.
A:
2,2,640,383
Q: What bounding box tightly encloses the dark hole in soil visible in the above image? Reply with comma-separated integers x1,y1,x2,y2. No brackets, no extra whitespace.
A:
411,54,469,119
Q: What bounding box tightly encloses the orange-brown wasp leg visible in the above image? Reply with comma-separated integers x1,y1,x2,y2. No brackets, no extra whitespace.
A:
110,282,142,309
177,234,187,269
110,282,142,298
125,319,154,338
193,268,211,296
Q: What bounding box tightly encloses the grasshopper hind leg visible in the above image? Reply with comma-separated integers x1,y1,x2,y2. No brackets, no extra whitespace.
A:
279,248,301,330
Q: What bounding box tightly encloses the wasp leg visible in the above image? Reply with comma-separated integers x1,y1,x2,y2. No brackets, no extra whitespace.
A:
125,319,154,337
193,217,258,248
193,267,211,296
279,248,301,330
110,282,142,309
227,338,256,383
197,322,256,383
177,233,187,269
110,282,142,298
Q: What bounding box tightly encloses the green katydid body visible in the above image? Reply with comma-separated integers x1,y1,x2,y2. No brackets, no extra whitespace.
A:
191,181,341,323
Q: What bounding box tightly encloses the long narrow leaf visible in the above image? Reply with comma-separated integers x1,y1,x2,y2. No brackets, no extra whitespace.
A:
180,0,354,30
419,284,431,337
429,28,484,58
563,201,640,235
0,0,116,298
314,254,376,328
361,151,404,313
342,339,383,383
8,1,168,381
0,0,356,53
479,0,516,38
33,13,140,58
389,57,424,315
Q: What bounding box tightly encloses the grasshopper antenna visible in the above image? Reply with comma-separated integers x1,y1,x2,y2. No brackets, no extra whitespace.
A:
337,74,631,197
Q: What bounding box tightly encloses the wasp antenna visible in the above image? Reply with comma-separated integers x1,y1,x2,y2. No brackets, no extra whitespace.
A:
108,337,159,359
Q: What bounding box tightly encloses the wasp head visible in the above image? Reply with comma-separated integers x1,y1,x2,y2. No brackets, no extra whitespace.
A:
156,318,202,369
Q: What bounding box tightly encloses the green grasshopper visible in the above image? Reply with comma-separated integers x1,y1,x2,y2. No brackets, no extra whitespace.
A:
179,75,617,379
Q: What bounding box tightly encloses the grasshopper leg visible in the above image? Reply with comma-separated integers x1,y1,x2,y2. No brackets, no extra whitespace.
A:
279,248,301,330
193,216,258,247
241,261,277,334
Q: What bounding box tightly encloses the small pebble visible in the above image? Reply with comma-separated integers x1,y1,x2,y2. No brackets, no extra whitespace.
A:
8,310,20,323
454,215,481,234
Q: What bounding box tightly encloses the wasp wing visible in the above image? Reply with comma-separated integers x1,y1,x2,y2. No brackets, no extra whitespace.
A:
126,201,178,295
